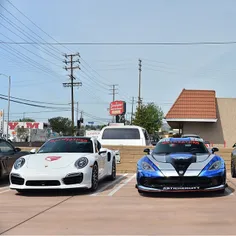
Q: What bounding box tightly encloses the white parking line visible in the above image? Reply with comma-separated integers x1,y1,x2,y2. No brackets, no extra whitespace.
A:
0,189,10,194
0,186,9,190
90,173,128,196
108,173,136,196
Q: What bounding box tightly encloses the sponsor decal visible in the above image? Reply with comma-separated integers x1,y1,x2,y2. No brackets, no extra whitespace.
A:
49,138,89,143
45,156,61,162
163,186,200,190
162,141,199,145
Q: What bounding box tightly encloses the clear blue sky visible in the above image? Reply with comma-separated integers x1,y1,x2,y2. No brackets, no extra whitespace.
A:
0,0,236,125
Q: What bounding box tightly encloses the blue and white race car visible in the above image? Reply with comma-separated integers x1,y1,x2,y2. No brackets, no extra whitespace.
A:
136,137,226,193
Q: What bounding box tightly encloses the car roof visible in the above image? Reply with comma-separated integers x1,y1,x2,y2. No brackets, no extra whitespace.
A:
48,136,95,141
181,134,201,137
103,125,143,129
160,137,204,143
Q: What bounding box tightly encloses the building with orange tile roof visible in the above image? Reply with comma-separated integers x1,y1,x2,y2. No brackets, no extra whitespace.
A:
165,89,236,147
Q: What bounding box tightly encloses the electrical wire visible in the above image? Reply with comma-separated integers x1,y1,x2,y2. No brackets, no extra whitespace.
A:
2,41,236,46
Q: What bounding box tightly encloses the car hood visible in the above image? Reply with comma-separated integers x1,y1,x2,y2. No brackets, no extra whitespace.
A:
25,153,92,169
151,152,211,163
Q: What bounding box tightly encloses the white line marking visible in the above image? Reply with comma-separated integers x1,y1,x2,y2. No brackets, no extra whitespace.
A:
0,189,10,194
90,173,128,196
108,173,136,196
0,186,9,190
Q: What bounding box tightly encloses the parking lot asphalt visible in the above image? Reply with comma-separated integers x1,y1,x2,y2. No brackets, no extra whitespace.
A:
0,173,236,235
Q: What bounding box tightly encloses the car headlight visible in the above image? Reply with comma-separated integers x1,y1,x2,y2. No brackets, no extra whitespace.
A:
75,157,88,169
14,158,25,170
208,160,222,170
141,161,155,171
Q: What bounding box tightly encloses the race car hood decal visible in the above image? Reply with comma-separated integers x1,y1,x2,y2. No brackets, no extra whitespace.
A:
148,153,216,176
152,153,210,163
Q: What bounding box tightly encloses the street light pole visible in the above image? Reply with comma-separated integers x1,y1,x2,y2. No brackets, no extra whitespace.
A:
7,76,11,140
0,74,11,141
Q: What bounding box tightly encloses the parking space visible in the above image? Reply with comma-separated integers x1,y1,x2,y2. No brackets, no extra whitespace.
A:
1,173,236,235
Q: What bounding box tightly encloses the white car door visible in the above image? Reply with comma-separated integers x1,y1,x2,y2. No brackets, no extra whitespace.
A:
94,141,105,178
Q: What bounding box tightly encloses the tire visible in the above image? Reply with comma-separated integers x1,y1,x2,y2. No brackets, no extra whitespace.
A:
108,158,116,181
231,161,236,178
16,189,26,194
216,188,225,194
89,163,99,192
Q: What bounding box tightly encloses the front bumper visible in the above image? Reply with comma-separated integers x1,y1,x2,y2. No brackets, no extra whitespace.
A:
136,175,226,192
9,170,92,190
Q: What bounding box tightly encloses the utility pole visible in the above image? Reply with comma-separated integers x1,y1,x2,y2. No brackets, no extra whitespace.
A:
131,96,134,124
109,84,118,122
63,53,81,135
109,84,118,102
138,59,142,109
76,102,79,123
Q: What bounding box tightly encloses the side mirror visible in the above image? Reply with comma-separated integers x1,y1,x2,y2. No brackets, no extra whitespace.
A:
151,141,157,146
212,147,219,153
144,148,150,155
30,148,36,154
98,148,107,155
15,147,21,152
233,143,236,148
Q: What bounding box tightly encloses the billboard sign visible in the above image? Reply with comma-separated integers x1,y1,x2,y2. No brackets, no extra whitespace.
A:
109,100,126,116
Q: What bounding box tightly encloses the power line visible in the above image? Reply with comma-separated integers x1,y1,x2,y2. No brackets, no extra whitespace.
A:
0,93,69,106
2,41,236,46
0,96,69,109
3,0,64,55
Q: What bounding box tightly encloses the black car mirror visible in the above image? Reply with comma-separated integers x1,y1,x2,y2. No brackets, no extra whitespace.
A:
98,148,107,155
233,143,236,148
15,147,21,152
212,147,219,153
144,148,150,155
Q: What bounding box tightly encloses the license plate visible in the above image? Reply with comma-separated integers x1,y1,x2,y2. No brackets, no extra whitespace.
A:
163,186,200,190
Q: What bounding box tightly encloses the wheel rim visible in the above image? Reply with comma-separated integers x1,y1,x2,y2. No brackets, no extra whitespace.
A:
92,165,98,189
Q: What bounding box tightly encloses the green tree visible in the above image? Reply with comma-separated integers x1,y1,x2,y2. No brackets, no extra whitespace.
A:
132,103,164,135
13,118,36,122
19,118,35,122
48,117,73,135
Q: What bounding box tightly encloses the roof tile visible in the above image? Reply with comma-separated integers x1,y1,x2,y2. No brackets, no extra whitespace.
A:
165,89,217,119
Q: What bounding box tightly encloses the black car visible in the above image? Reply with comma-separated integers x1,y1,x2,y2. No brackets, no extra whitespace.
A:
0,139,30,179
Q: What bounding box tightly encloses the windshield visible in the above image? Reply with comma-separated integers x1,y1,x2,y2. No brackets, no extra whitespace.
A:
37,137,94,153
102,128,140,139
153,140,209,154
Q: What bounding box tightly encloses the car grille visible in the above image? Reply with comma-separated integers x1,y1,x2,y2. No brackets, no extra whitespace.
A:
26,180,61,186
139,176,225,189
10,174,24,185
62,173,83,185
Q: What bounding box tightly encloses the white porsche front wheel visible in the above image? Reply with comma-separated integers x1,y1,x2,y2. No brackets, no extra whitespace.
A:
108,158,116,181
90,163,99,192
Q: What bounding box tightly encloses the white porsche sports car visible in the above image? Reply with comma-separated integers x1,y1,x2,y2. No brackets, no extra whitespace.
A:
9,136,117,193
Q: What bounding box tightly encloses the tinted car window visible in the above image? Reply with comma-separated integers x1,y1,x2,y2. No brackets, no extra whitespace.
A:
0,140,14,153
153,140,209,154
102,128,140,139
38,137,94,153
